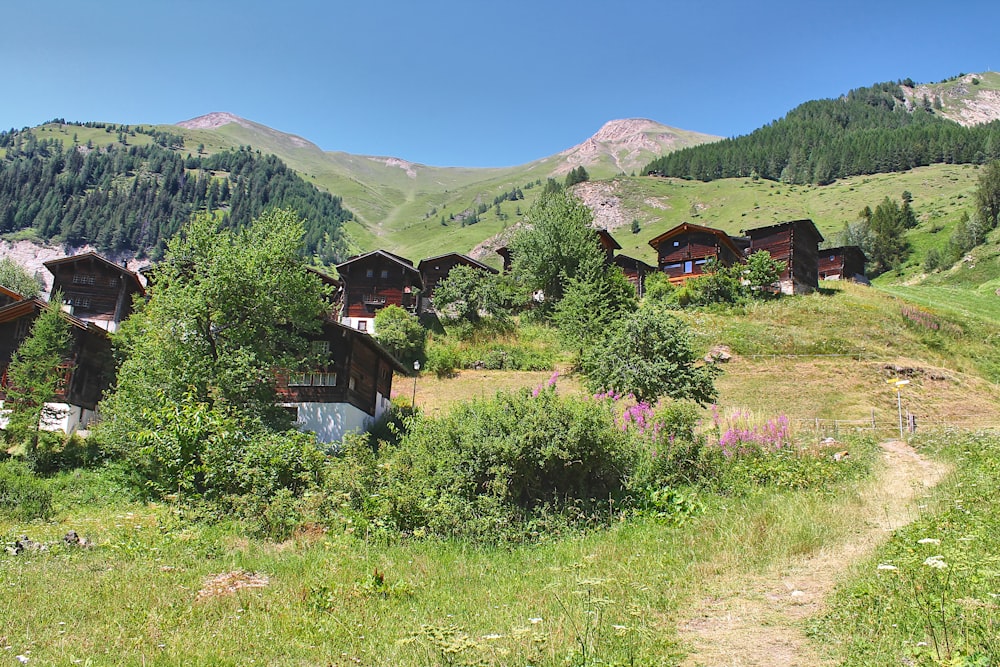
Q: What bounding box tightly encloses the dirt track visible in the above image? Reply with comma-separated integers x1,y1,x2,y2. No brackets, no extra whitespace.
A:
678,440,948,667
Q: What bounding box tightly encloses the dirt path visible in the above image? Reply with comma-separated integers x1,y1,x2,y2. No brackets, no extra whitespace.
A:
677,440,949,667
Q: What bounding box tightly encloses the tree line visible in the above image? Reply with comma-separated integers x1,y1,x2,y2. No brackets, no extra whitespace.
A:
0,130,354,263
644,81,1000,184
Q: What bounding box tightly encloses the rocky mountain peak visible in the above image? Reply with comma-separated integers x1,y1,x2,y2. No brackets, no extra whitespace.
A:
176,112,253,130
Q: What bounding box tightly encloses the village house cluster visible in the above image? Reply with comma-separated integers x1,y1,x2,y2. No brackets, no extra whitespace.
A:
0,218,865,443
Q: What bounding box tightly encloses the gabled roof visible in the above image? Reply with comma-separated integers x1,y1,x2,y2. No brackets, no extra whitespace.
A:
336,249,420,274
417,253,498,274
0,298,108,335
0,285,25,302
323,317,410,375
43,252,146,294
741,219,825,243
821,245,867,262
613,254,656,271
306,265,342,288
647,222,743,258
595,229,622,251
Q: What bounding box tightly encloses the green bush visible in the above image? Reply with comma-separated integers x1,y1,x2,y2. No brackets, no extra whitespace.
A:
0,459,53,520
425,342,462,377
326,388,634,542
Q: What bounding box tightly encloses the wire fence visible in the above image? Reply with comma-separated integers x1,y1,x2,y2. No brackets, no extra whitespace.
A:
793,413,997,440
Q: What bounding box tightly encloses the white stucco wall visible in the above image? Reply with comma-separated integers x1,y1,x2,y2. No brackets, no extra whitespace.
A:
339,316,376,334
286,392,392,443
0,401,95,434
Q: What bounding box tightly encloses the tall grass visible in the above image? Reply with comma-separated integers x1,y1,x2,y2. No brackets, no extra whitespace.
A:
822,429,1000,665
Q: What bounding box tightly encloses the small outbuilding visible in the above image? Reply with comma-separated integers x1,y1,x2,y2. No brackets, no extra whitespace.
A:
742,219,824,295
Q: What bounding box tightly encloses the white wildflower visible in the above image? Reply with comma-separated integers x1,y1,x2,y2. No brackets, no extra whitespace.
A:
917,538,941,545
528,617,543,624
877,563,898,571
16,656,28,665
923,556,947,569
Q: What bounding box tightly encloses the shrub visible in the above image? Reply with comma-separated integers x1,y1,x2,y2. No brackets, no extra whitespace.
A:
581,306,719,404
0,459,53,520
374,305,426,365
326,387,634,542
425,341,461,377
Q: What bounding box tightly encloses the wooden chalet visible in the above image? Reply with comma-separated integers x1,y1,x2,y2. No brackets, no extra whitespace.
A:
44,252,145,333
275,319,408,443
336,250,422,333
743,219,824,295
613,254,656,297
0,298,112,433
417,253,498,310
647,222,744,284
818,246,867,282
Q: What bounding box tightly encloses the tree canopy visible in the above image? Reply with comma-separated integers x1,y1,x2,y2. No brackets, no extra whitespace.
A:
98,208,332,448
509,190,606,308
581,306,719,404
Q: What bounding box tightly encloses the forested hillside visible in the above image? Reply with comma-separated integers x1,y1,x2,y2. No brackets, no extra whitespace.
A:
0,124,354,262
645,81,1000,184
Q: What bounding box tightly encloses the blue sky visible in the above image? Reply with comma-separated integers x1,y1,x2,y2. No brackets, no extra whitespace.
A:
3,0,998,167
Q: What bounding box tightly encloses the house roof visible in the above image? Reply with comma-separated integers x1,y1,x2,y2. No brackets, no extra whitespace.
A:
336,249,420,273
595,229,622,251
613,254,656,271
306,265,342,288
741,219,825,243
0,298,108,335
417,253,498,274
0,285,25,302
821,245,867,262
43,252,146,294
325,318,410,375
338,249,416,268
647,222,744,258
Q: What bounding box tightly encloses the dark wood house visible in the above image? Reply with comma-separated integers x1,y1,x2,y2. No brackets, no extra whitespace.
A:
417,253,498,311
0,298,112,433
275,319,407,442
335,250,422,333
818,246,867,282
613,254,656,297
44,252,145,333
743,219,824,295
647,222,745,284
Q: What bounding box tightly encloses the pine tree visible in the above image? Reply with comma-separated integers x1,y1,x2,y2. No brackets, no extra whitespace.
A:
4,292,73,462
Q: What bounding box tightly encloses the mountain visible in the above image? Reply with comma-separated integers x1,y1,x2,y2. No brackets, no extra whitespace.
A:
645,73,1000,185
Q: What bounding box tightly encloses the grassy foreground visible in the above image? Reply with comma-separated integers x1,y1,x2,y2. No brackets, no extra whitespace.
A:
2,441,879,666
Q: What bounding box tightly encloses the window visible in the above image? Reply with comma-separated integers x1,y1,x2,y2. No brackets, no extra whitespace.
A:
349,376,356,391
664,263,683,270
673,241,680,247
684,260,693,273
288,372,337,387
365,269,374,278
311,340,330,355
380,270,389,279
68,295,91,309
72,273,96,285
358,320,367,331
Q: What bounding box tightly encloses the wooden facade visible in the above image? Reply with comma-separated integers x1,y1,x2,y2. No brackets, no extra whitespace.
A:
417,253,498,298
336,250,422,332
613,254,656,297
818,246,867,282
44,252,145,333
647,222,744,284
743,219,824,295
275,321,401,414
0,298,113,414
